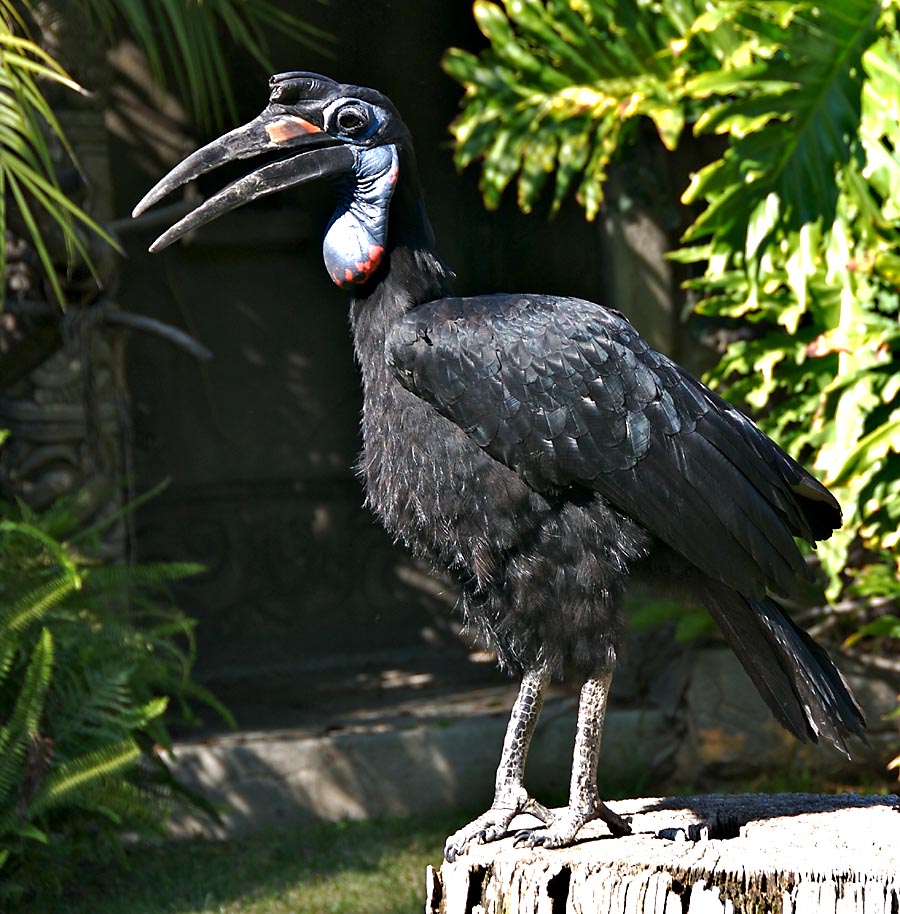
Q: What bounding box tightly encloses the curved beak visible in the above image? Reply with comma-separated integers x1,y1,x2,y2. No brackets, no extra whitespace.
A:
133,110,354,252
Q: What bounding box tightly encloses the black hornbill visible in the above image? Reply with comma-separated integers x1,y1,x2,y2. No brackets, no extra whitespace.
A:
134,72,865,858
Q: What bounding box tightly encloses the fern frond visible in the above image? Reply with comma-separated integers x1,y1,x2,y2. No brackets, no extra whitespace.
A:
0,644,16,689
0,575,80,636
23,739,141,821
77,774,172,834
0,482,231,897
69,479,170,545
0,628,53,804
0,521,82,586
81,562,204,595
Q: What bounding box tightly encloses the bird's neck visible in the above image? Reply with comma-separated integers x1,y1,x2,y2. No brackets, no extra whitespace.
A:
346,173,453,531
347,159,452,385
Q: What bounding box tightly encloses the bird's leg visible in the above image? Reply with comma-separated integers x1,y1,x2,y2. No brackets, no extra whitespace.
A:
443,664,552,862
515,670,631,849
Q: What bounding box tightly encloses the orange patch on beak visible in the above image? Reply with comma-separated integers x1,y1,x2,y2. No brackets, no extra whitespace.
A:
266,116,321,143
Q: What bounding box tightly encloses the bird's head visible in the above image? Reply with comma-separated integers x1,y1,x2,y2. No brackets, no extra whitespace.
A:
133,72,415,288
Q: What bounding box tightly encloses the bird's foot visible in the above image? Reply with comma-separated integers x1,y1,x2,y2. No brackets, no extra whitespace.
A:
513,799,631,850
444,787,551,862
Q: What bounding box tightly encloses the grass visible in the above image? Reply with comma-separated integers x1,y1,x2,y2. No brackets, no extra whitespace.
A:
51,811,465,914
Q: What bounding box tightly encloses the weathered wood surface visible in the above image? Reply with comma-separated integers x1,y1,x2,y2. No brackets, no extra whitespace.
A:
427,793,900,914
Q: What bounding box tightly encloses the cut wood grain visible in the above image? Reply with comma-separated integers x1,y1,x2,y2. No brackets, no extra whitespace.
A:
427,793,900,914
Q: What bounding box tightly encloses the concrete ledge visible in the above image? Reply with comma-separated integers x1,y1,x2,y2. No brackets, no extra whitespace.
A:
168,699,671,838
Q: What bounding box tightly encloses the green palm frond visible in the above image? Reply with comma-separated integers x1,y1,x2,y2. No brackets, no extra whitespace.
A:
0,19,116,306
83,0,331,131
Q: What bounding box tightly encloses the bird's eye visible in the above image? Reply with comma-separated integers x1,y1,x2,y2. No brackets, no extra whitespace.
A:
335,104,371,137
323,97,384,143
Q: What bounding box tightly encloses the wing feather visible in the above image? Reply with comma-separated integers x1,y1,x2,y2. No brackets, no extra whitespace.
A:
387,293,841,598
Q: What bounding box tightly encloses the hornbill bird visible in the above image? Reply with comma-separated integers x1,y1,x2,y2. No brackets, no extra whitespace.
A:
134,72,865,858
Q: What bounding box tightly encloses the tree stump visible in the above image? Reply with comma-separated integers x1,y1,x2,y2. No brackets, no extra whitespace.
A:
426,794,899,913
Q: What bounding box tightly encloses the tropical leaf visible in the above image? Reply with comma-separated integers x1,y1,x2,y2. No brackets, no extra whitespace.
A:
445,0,900,677
683,0,880,272
0,17,116,305
444,0,736,218
844,614,900,646
82,0,332,131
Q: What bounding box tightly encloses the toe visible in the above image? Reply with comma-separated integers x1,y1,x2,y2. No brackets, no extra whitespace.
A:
513,827,567,849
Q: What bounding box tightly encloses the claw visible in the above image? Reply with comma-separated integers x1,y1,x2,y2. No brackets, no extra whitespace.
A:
597,804,632,837
513,827,560,849
444,813,514,861
513,828,536,847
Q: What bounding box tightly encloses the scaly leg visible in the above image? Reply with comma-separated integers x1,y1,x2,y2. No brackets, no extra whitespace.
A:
444,665,552,862
515,670,631,848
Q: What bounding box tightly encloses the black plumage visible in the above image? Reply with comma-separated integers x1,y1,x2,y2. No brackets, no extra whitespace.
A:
134,72,865,857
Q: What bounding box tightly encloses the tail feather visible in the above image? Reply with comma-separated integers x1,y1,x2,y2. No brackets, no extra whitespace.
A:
703,589,866,757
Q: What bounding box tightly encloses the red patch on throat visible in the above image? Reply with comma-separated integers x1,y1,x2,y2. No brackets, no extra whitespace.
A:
356,244,385,277
266,116,321,143
333,244,386,288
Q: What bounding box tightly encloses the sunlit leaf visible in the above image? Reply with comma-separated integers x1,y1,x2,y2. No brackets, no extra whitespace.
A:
444,0,730,217
844,614,900,647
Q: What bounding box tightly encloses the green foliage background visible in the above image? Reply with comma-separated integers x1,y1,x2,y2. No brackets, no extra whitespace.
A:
0,490,231,905
444,0,900,607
